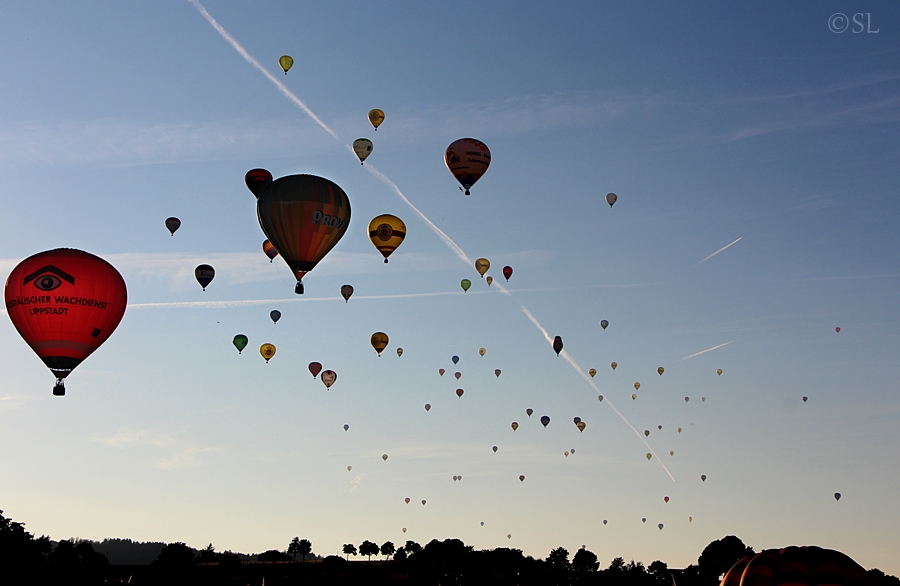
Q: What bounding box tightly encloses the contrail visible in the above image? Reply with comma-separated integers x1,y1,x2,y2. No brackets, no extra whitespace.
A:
127,290,489,309
695,237,741,266
678,340,734,361
189,0,673,480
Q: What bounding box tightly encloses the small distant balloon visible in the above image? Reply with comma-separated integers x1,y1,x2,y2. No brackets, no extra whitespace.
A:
368,109,385,130
232,334,248,354
405,497,410,504
701,474,707,482
576,421,586,432
511,422,518,431
502,266,513,281
589,368,597,378
263,240,279,262
371,332,389,355
642,518,647,523
670,451,674,456
260,343,276,363
540,415,550,427
526,408,533,416
677,427,682,433
321,370,337,389
573,417,581,424
347,466,352,471
368,214,406,263
600,320,609,330
716,369,723,375
480,521,484,526
308,362,322,378
689,516,692,522
508,534,512,539
474,258,490,277
702,397,706,402
402,527,407,533
657,367,664,376
492,446,498,453
518,475,525,482
438,369,445,376
494,369,501,377
632,394,637,400
646,453,652,460
644,430,650,437
658,523,664,531
456,388,464,398
664,496,669,503
460,279,471,292
835,327,841,333
454,372,461,380
611,362,618,371
634,382,640,390
270,310,281,324
603,520,607,525
445,138,491,195
597,395,603,402
343,424,349,431
552,336,563,356
341,284,354,302
352,138,373,164
479,347,486,357
803,396,808,402
397,348,403,357
195,264,215,291
165,217,181,236
486,275,493,286
424,403,431,411
685,397,690,402
382,454,388,461
452,355,459,364
834,492,841,501
564,451,569,457
606,193,617,207
278,55,293,74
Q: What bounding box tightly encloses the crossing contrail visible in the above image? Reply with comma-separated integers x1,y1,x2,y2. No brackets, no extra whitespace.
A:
695,237,742,265
188,0,674,480
679,340,734,361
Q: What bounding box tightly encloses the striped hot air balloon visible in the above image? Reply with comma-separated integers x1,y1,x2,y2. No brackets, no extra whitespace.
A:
719,546,873,586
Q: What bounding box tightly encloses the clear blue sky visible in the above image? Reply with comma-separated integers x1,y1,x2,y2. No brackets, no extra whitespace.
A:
1,0,899,573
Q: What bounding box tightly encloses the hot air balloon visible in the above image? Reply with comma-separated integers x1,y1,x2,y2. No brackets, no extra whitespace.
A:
492,446,498,453
540,415,550,427
658,524,664,530
454,372,461,380
270,310,281,324
685,397,690,402
494,369,501,377
421,500,426,505
5,249,128,396
405,497,410,504
353,138,373,164
511,422,518,431
664,496,669,503
260,343,276,363
321,370,337,389
460,279,471,292
382,454,388,461
245,168,273,198
502,266,513,281
424,403,431,411
716,368,723,375
702,397,706,401
519,475,525,482
308,362,322,378
564,451,569,457
526,408,533,416
508,534,511,539
368,214,405,263
452,355,459,364
475,258,490,277
803,396,808,402
570,448,575,454
371,332,388,355
340,284,354,302
835,327,841,333
632,394,637,400
553,336,563,355
657,367,664,376
343,424,349,431
642,518,647,523
677,427,682,433
438,368,445,376
445,138,491,195
577,421,586,432
233,334,248,354
600,320,609,330
602,520,607,525
670,451,674,456
480,521,484,526
195,264,215,290
262,240,279,262
646,453,652,460
402,527,407,533
165,217,181,236
701,474,707,482
606,193,617,207
397,348,403,357
589,368,597,378
456,388,464,398
598,395,603,402
573,417,581,424
279,55,293,74
611,361,617,370
257,174,351,294
644,430,650,437
368,109,384,130
486,276,493,286
347,466,352,471
478,347,486,357
718,546,872,586
834,492,841,501
634,382,641,390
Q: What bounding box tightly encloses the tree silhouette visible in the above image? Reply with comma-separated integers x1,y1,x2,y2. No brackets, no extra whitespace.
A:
287,537,301,561
572,546,599,572
297,538,312,561
342,543,357,560
648,560,670,581
380,541,396,560
156,542,195,568
608,557,626,570
197,543,216,564
698,536,753,579
404,540,422,555
359,540,379,561
547,546,572,572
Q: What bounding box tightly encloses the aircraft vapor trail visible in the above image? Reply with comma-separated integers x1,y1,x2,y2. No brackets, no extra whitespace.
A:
190,0,673,480
678,340,734,361
695,237,742,266
127,290,489,309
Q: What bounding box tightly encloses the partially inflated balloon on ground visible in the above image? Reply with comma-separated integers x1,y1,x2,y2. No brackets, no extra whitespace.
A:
5,249,128,396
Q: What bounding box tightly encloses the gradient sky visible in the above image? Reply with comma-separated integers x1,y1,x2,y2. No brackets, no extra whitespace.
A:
1,1,899,573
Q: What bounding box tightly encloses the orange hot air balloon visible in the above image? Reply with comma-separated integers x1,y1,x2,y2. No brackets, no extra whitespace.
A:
444,138,491,195
368,214,406,263
502,266,513,281
308,362,322,378
511,422,518,431
262,240,279,262
245,168,273,199
257,174,351,294
371,332,389,355
5,249,127,396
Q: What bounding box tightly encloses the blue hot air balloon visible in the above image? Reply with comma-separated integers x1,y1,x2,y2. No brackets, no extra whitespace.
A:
270,310,281,324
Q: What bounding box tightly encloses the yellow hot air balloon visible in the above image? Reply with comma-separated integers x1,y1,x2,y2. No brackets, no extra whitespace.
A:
634,382,641,390
279,55,293,74
657,367,664,376
371,332,389,355
589,368,597,378
368,109,385,130
486,275,493,286
611,361,617,370
479,347,486,357
474,258,490,277
260,343,276,363
632,393,637,400
368,214,406,262
396,347,403,357
576,421,586,432
353,138,374,164
717,368,723,375
646,453,652,460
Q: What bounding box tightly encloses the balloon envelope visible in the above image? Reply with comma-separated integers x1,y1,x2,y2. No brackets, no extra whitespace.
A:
717,368,723,375
438,368,445,376
371,332,389,355
475,258,490,276
165,217,180,235
502,266,513,280
195,264,215,290
454,372,461,380
424,403,431,411
397,347,403,357
511,422,518,431
368,214,406,262
526,408,533,416
606,193,617,207
494,369,501,377
611,361,617,370
263,240,279,261
456,388,464,397
600,319,608,330
257,174,351,294
486,275,493,286
278,55,293,74
658,367,665,376
479,347,486,357
634,382,641,390
552,336,563,355
343,424,349,431
519,475,525,482
353,138,373,164
245,168,273,198
270,310,281,324
260,343,276,362
445,138,491,195
452,355,459,364
368,109,384,130
5,249,128,393
460,279,471,292
308,362,322,378
540,415,550,427
321,370,337,388
834,492,841,501
340,284,354,302
835,327,841,333
576,421,586,432
233,334,248,354
589,368,597,377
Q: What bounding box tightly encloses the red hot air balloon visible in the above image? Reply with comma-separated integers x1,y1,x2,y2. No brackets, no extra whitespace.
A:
456,388,464,398
835,327,841,333
444,138,491,195
165,217,181,236
245,168,273,199
262,240,279,262
257,174,351,294
502,266,513,281
308,362,322,378
4,249,127,396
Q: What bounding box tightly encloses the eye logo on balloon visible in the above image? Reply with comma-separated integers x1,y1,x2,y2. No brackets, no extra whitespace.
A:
32,273,64,291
